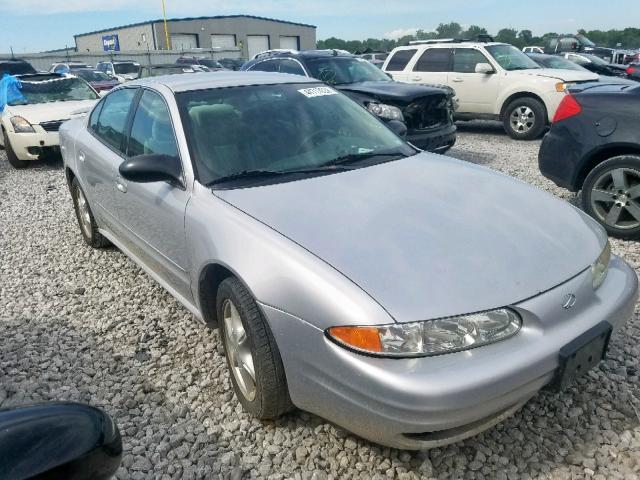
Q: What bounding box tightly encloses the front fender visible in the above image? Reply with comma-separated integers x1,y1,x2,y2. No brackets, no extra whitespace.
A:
186,182,395,330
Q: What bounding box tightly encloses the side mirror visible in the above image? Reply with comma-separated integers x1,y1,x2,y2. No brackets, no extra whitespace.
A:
386,119,407,138
0,402,122,480
475,63,495,74
120,154,184,187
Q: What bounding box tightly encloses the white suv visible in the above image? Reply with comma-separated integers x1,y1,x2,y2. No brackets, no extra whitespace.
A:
383,41,599,139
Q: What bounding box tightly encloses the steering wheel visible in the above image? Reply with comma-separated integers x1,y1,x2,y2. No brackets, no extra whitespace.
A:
296,129,335,154
317,68,337,84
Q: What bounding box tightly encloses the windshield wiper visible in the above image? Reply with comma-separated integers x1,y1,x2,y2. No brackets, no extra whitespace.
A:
207,166,353,186
322,150,410,168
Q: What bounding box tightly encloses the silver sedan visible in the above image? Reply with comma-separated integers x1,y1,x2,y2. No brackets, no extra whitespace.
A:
60,72,638,449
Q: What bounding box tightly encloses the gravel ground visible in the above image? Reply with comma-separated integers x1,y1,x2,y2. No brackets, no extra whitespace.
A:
2,121,640,479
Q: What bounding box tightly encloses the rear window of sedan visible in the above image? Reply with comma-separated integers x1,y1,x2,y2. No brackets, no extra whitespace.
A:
9,76,99,105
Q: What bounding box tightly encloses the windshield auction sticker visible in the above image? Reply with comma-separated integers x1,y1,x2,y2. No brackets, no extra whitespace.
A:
298,87,337,98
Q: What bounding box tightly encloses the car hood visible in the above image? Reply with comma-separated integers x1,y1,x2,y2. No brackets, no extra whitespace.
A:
336,80,449,104
215,153,607,323
515,68,599,82
5,99,97,124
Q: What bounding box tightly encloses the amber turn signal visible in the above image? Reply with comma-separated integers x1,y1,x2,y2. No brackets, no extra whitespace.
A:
327,326,383,353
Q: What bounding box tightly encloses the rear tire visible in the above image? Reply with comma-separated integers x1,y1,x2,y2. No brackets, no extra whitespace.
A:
582,155,640,240
503,97,547,140
216,277,293,420
3,130,29,169
70,177,111,248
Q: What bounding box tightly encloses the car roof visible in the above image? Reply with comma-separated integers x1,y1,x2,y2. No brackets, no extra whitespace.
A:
253,49,354,61
394,41,506,50
128,71,317,92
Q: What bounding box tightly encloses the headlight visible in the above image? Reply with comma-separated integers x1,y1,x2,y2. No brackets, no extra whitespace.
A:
366,102,404,121
326,308,521,358
592,240,611,289
555,82,576,93
10,116,35,133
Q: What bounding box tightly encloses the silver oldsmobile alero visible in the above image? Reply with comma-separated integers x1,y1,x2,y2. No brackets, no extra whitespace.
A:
60,71,638,449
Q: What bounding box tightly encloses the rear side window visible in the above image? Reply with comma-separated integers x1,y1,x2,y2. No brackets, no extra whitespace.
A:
127,90,179,159
248,60,278,72
93,88,137,153
414,48,452,72
385,49,417,71
453,49,490,73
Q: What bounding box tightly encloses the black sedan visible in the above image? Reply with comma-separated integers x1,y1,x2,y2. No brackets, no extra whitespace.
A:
562,53,630,78
539,83,640,238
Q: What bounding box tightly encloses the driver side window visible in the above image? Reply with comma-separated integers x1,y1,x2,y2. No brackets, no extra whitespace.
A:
127,90,179,159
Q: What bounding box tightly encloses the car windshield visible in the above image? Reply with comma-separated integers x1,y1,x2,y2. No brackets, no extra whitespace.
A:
177,83,414,186
532,55,585,71
9,76,99,105
305,57,392,85
74,70,111,82
582,54,608,66
114,63,140,74
486,44,541,71
578,35,596,47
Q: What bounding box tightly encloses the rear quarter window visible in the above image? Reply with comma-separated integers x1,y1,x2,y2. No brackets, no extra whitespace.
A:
385,49,417,71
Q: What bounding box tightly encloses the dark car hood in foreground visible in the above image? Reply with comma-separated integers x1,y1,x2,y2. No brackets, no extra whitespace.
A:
216,154,606,322
336,80,449,105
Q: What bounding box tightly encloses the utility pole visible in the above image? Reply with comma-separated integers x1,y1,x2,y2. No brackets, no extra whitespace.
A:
162,0,170,50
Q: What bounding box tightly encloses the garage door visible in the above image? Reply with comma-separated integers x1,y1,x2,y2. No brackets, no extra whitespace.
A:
280,36,299,50
171,34,198,51
211,34,236,49
247,35,270,59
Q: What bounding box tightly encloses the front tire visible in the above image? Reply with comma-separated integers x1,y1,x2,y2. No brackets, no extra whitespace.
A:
3,130,29,169
503,98,547,140
217,277,293,420
582,155,640,240
70,178,111,248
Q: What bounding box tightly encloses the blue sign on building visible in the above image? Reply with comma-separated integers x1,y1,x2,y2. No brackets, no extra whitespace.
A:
102,34,120,52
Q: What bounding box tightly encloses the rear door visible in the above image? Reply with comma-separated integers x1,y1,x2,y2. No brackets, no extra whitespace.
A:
408,47,452,86
450,48,500,114
76,87,138,233
116,88,192,301
383,48,418,82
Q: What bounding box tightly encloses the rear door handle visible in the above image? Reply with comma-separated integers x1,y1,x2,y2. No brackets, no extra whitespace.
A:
451,78,463,82
78,151,85,162
411,76,422,81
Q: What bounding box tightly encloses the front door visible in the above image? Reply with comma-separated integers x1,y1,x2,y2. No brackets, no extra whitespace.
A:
449,48,500,114
116,89,192,301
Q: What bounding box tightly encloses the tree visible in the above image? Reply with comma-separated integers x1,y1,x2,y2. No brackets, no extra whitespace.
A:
518,29,533,46
463,25,488,40
436,22,463,39
495,28,518,46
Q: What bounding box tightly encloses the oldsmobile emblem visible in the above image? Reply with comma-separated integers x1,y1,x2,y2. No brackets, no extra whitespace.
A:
562,293,576,309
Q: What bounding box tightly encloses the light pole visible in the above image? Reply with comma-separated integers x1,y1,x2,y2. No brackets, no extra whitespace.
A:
161,0,170,50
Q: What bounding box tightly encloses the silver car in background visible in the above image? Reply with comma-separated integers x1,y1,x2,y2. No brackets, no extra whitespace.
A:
60,72,638,449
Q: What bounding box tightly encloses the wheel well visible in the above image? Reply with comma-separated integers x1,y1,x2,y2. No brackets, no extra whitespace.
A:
198,263,234,328
65,167,76,190
499,92,547,121
575,146,640,190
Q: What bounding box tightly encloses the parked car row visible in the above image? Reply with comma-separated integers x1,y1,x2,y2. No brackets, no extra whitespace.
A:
53,70,637,450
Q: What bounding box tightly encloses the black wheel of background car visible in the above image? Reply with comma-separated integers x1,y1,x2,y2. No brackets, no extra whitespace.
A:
582,155,640,239
503,98,547,140
70,177,111,248
3,130,29,169
216,277,293,420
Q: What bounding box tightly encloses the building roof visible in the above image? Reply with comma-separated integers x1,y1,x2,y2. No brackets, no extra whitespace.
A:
128,70,316,92
74,15,316,38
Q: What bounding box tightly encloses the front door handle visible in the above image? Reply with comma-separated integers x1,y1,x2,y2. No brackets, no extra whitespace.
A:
78,151,85,162
411,76,421,81
451,78,463,82
116,180,127,193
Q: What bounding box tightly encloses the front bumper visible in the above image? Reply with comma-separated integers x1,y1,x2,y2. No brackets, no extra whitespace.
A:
6,130,60,161
263,255,637,449
407,123,457,153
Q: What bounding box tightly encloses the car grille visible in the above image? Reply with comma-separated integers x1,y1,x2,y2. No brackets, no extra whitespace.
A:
403,96,451,131
39,120,66,132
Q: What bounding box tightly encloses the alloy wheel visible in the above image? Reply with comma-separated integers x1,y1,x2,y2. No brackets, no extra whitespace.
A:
510,106,535,134
75,186,93,239
222,298,257,401
590,167,640,230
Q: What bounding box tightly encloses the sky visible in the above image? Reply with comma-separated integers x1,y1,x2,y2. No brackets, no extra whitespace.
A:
0,0,639,53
